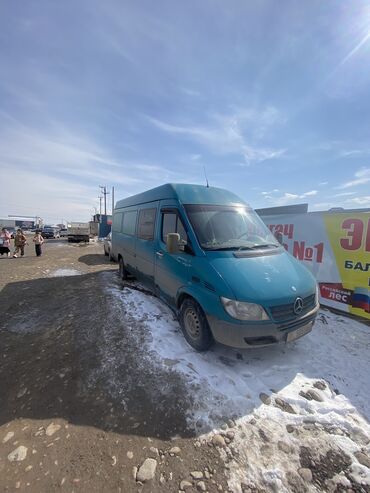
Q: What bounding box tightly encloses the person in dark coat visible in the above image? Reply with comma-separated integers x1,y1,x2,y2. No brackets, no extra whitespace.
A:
33,231,44,257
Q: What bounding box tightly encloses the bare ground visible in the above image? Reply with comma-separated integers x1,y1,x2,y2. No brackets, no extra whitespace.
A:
1,239,369,493
0,240,229,493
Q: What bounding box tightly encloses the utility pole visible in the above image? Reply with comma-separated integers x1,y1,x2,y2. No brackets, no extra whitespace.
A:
111,186,114,216
99,186,110,216
98,196,103,215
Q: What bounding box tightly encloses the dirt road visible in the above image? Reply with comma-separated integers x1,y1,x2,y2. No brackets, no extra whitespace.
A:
0,239,369,493
0,240,227,493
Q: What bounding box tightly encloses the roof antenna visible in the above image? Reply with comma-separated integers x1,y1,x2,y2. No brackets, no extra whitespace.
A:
203,165,209,188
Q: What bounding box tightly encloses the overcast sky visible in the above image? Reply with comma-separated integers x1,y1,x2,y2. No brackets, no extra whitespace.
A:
1,0,370,223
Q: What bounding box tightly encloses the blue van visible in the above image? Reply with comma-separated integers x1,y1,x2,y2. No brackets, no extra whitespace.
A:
111,183,319,351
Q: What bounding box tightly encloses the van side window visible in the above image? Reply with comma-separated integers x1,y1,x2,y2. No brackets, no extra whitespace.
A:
112,212,123,232
162,212,188,243
162,213,176,241
177,219,187,243
137,208,156,240
122,210,137,235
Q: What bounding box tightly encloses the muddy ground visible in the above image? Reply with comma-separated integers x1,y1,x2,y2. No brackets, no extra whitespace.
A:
0,239,228,493
1,239,369,493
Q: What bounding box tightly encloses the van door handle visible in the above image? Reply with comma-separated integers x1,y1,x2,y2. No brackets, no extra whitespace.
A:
156,251,164,258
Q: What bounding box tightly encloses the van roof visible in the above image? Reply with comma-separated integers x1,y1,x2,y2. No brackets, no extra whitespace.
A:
115,183,247,209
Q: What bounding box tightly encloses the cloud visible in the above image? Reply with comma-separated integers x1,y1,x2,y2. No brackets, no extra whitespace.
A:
0,167,98,221
0,117,131,181
336,168,370,189
0,117,196,222
331,192,357,198
345,196,370,207
261,190,318,206
180,87,201,97
311,194,370,211
311,203,333,210
146,106,286,166
339,150,364,157
301,190,318,197
261,189,279,195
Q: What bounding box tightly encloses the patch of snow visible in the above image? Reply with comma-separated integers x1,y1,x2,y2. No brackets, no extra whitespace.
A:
107,279,370,492
49,268,81,277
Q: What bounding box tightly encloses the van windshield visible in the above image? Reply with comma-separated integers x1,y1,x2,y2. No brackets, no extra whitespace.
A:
184,204,280,251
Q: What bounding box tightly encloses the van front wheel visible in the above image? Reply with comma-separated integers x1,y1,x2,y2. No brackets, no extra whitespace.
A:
118,257,128,280
179,299,214,351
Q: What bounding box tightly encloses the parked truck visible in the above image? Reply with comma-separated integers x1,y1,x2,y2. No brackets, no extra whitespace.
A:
67,222,90,243
89,221,99,237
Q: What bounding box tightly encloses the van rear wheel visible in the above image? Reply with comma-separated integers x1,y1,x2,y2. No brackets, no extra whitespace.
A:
179,299,214,351
118,257,128,280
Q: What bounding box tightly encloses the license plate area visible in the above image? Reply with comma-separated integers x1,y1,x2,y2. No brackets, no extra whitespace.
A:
286,322,312,343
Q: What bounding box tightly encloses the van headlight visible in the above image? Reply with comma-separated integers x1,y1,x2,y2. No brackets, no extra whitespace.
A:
221,297,270,321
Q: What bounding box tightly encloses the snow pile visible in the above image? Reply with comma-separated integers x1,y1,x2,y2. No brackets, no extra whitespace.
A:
108,280,370,492
49,268,81,277
219,374,370,492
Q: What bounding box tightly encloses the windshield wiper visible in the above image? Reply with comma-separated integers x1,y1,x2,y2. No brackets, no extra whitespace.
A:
203,243,279,251
204,245,254,251
203,246,240,251
247,243,279,250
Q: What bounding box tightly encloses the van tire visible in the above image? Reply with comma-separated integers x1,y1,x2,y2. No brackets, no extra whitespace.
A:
118,257,128,280
179,298,214,351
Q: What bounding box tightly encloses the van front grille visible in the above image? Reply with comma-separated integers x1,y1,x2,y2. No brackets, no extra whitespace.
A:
270,294,315,322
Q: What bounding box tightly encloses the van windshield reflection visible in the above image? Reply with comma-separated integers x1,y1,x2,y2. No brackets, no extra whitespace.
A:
184,204,280,251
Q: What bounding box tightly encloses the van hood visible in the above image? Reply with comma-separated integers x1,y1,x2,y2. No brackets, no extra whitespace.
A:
207,250,316,304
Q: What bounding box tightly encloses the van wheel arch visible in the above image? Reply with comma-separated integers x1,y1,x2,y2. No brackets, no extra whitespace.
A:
177,292,192,310
118,255,128,280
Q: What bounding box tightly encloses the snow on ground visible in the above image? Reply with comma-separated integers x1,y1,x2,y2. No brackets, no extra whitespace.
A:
107,279,370,492
49,268,81,277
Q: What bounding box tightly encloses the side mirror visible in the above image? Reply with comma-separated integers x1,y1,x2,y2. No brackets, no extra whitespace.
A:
166,233,180,254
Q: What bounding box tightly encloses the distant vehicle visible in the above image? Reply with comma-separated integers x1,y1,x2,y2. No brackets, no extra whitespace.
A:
103,232,112,258
42,227,60,239
111,183,319,351
0,219,16,230
89,221,99,237
67,222,90,242
59,229,68,237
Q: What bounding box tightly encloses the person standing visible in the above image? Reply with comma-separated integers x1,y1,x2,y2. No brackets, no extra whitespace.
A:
33,230,44,257
13,229,27,257
0,228,11,257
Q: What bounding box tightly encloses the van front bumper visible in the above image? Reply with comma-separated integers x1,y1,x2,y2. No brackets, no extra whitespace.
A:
207,304,320,348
